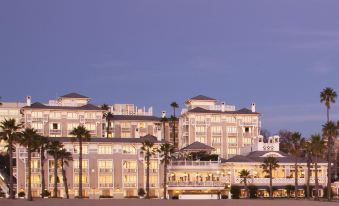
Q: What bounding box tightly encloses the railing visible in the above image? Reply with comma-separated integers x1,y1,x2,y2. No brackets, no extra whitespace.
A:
145,169,158,173
121,128,131,132
48,168,62,173
32,118,43,121
234,177,326,184
27,183,41,188
169,161,219,167
123,168,137,173
228,143,237,146
74,168,88,173
27,168,40,173
49,129,61,133
99,183,114,188
48,183,63,188
196,120,206,124
150,183,158,188
73,183,90,187
99,168,113,173
123,182,137,188
212,132,222,136
195,132,206,135
227,132,238,136
212,142,221,146
168,181,224,187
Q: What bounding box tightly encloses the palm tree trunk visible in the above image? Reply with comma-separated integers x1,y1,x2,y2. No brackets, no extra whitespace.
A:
40,147,46,197
306,160,311,199
294,160,298,199
163,161,167,199
53,154,58,198
162,121,166,141
315,156,319,200
79,139,83,199
326,107,329,122
327,136,332,201
8,139,14,199
106,119,110,138
244,179,248,198
146,154,150,199
269,167,273,198
61,161,69,199
173,108,176,147
27,147,32,201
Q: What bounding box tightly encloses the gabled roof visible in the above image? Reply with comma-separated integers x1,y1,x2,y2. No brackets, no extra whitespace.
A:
108,115,160,121
189,95,216,101
59,92,89,99
23,102,102,111
187,107,259,115
222,155,253,163
181,141,215,151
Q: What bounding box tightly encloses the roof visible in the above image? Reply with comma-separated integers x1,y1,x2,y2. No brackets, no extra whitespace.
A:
187,107,259,115
59,92,90,99
22,102,103,111
49,135,164,144
189,95,216,101
222,150,327,164
108,115,160,121
181,141,215,151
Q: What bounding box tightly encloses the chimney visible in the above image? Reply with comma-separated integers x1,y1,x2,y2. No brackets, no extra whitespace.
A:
161,111,166,118
26,96,32,106
251,103,256,112
221,102,225,112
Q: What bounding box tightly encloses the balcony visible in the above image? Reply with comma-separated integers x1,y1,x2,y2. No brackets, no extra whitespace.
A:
32,118,43,122
26,168,40,173
145,169,158,173
234,177,326,185
49,129,61,134
168,181,224,188
195,120,206,125
73,183,90,187
74,168,88,173
99,168,113,173
99,183,114,188
169,161,220,169
123,168,137,173
195,132,206,136
123,182,137,188
48,183,63,188
121,128,131,132
212,132,222,136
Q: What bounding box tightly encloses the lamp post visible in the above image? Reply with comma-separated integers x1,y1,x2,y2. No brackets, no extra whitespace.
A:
228,171,232,199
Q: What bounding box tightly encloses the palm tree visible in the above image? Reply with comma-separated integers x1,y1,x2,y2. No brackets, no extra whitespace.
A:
70,125,91,199
19,128,40,201
0,118,22,199
170,102,179,147
322,121,337,201
320,87,337,122
36,136,49,197
160,116,168,141
303,140,312,199
141,140,156,199
287,132,305,199
261,156,279,198
239,169,251,198
47,140,63,198
158,143,175,199
58,148,72,199
101,104,113,138
310,134,324,201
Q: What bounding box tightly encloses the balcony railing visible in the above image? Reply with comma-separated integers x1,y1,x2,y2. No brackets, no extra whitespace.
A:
99,183,114,188
26,168,40,173
48,183,63,188
74,168,88,173
73,183,90,187
234,177,326,184
169,161,220,167
145,169,158,173
123,168,137,173
99,168,113,173
168,181,224,187
49,129,61,134
123,182,137,188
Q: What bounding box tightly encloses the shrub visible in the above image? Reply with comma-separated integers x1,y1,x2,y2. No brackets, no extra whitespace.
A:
138,188,146,197
285,185,294,198
248,185,258,199
323,187,335,198
18,191,25,197
124,196,139,198
221,194,228,199
230,185,241,199
99,195,113,198
41,190,51,197
172,196,179,199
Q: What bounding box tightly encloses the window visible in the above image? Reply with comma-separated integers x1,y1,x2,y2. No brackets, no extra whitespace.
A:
74,146,88,154
98,160,113,169
195,116,205,123
74,160,88,169
74,175,88,183
123,160,137,169
195,126,206,133
212,147,221,154
244,127,250,133
226,126,237,133
222,116,236,123
122,145,136,154
31,159,40,169
228,137,237,144
211,126,222,134
31,123,43,130
121,132,130,138
243,138,252,145
85,113,95,119
196,136,206,144
99,175,113,184
212,137,221,144
98,145,112,154
49,112,61,119
67,112,78,119
124,175,136,183
227,148,237,155
50,123,60,130
211,115,221,123
241,116,252,123
32,112,43,118
84,123,96,131
31,175,40,184
67,123,79,131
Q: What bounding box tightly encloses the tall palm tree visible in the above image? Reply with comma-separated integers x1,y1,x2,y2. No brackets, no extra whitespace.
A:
0,118,22,199
322,121,337,201
36,136,49,197
58,148,72,199
101,104,113,138
261,156,279,198
170,102,179,147
19,128,40,201
320,87,337,122
70,125,90,199
160,116,168,141
141,140,156,199
288,132,305,199
310,134,324,201
239,169,251,198
303,140,312,199
158,143,175,199
47,140,63,198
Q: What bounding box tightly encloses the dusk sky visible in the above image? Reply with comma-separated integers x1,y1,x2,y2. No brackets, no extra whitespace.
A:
1,1,339,137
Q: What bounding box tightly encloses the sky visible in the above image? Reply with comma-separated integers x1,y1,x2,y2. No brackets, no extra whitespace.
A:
0,0,339,137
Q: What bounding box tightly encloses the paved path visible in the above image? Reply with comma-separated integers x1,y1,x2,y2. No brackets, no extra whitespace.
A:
0,199,338,206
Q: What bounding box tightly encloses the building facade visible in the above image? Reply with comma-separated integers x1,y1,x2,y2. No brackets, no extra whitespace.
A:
179,95,260,159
